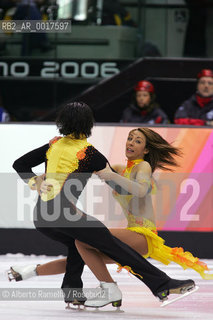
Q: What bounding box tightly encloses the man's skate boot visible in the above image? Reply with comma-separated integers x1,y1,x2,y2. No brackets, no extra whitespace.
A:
155,279,195,302
84,282,122,309
8,265,38,281
62,286,87,309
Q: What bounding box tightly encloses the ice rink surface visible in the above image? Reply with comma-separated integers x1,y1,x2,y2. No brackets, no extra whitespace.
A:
0,254,213,320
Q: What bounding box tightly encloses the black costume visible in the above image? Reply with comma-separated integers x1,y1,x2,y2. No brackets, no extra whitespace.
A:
13,136,189,302
121,103,169,124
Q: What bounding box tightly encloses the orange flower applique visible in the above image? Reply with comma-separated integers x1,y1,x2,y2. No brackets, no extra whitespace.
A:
77,147,87,160
127,160,134,168
51,137,61,145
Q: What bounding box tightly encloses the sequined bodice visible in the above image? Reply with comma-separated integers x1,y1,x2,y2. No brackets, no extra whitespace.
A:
113,159,155,228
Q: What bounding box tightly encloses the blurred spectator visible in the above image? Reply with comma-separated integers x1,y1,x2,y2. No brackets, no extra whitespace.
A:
101,0,135,26
13,0,53,55
0,93,10,122
174,69,213,126
0,0,17,15
121,80,169,124
0,0,18,55
141,41,162,57
0,107,10,122
72,0,135,26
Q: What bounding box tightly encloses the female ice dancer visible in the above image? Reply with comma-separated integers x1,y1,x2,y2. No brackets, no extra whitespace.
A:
10,106,197,308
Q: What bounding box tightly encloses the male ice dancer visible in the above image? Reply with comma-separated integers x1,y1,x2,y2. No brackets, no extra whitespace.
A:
12,102,195,308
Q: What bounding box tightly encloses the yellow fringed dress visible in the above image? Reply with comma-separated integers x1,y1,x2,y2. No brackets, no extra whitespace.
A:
114,159,213,280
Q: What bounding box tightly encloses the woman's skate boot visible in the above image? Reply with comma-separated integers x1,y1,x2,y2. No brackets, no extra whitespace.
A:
7,265,38,281
84,282,122,310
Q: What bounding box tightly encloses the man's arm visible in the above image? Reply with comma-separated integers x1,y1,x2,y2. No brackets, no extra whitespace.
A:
13,144,49,183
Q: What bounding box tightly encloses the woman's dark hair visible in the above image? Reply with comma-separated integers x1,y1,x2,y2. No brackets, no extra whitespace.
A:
56,101,94,138
130,128,182,172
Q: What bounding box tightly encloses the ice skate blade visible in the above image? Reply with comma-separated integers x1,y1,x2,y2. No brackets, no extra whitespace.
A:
66,305,124,313
84,298,122,308
66,304,85,311
87,306,124,313
160,286,199,307
7,268,22,282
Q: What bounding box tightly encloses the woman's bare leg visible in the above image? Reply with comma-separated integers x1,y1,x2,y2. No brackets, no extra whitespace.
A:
110,229,148,256
36,258,66,275
75,240,114,282
75,228,148,282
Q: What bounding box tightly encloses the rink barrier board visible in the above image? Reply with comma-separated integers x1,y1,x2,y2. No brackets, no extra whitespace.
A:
0,228,213,258
0,124,212,257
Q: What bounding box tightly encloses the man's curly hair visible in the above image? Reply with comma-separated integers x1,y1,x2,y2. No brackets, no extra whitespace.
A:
56,101,94,138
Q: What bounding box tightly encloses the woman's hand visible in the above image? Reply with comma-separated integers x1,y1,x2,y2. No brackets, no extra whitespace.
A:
30,174,52,195
31,174,46,195
40,180,53,194
95,164,113,181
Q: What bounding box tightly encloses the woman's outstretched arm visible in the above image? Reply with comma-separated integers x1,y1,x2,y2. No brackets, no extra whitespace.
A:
96,162,152,197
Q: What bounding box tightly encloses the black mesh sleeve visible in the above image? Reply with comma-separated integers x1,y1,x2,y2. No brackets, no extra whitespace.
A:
13,144,49,182
88,147,108,172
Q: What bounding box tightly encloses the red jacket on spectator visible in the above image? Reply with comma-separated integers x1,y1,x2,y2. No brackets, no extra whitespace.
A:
174,93,213,126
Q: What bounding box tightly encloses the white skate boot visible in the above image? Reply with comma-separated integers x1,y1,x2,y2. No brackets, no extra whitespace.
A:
7,264,38,281
84,282,122,310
